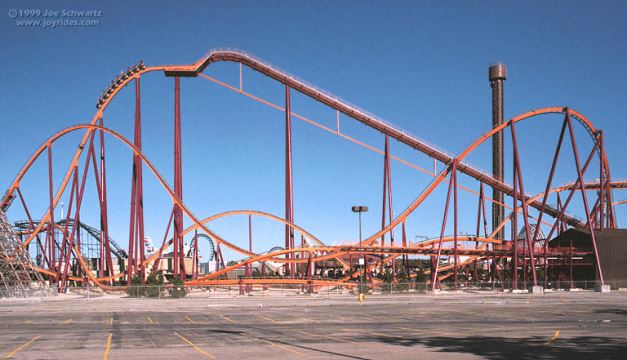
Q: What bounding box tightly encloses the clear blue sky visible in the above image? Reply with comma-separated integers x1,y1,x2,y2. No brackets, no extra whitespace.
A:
1,0,625,261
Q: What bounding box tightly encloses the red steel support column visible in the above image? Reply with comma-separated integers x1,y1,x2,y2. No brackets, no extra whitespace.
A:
598,131,604,231
46,146,57,279
348,254,353,280
152,210,173,274
98,117,114,280
566,114,604,285
127,152,137,282
247,215,253,293
285,84,295,278
61,133,97,289
511,144,518,290
194,233,199,278
299,234,306,279
85,131,105,279
511,122,538,286
60,168,80,289
540,138,599,286
556,194,564,235
16,188,50,268
134,78,145,281
247,215,252,279
475,184,487,284
380,135,395,275
550,193,564,284
57,167,78,286
453,161,458,290
432,160,456,291
127,77,146,283
533,117,567,286
381,136,389,248
74,134,97,283
569,236,574,289
192,230,197,279
174,76,186,280
475,184,484,239
401,221,408,272
545,141,598,243
215,243,221,272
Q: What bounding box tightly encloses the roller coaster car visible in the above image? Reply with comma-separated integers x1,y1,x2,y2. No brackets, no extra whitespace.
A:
0,194,15,212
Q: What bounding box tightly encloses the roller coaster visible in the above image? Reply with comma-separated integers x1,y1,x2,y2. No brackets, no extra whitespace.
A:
1,49,625,295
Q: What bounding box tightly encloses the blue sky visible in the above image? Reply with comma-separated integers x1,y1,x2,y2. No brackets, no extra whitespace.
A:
1,0,626,261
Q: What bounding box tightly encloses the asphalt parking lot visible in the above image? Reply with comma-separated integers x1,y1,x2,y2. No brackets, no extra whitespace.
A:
1,291,626,359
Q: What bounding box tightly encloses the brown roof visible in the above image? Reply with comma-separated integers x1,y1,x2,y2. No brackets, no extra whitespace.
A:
549,228,627,248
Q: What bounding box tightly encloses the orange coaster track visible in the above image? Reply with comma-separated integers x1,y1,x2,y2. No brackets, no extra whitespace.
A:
1,49,623,292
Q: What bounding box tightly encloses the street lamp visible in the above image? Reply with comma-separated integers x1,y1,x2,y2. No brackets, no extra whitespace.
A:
352,206,368,293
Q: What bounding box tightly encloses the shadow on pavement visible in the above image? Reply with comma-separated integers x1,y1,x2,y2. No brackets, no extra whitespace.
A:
361,335,627,360
594,308,627,316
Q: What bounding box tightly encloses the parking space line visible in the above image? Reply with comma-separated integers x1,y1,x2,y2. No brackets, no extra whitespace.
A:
296,329,357,344
370,331,396,338
102,333,112,360
174,332,215,359
109,317,113,325
544,330,560,345
147,316,155,324
299,316,320,324
185,316,195,324
220,315,234,323
255,314,277,323
395,326,428,335
241,333,304,357
396,326,468,337
3,335,40,359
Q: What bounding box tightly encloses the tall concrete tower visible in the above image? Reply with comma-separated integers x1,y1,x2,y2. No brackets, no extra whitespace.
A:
489,64,506,240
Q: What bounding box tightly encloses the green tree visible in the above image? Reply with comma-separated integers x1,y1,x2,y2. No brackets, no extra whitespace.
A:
394,268,409,292
145,272,165,298
168,275,187,298
382,268,393,293
128,274,143,298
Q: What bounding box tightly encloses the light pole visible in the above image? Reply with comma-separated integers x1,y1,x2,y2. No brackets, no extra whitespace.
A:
352,206,368,293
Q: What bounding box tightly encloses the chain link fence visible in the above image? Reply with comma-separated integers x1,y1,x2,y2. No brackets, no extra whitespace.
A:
50,279,622,299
